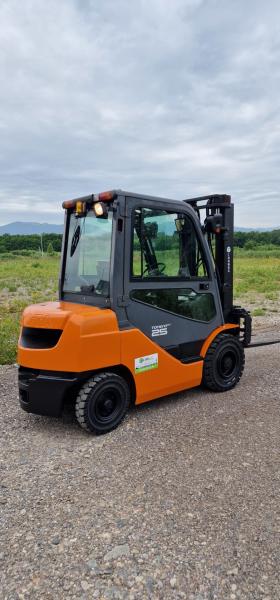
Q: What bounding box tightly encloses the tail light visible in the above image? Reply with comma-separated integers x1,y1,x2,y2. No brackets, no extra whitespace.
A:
93,190,117,202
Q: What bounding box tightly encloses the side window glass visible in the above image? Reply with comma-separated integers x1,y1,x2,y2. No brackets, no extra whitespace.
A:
132,208,208,279
131,289,216,322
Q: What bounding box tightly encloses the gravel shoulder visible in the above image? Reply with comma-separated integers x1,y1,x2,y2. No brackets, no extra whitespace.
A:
0,344,280,599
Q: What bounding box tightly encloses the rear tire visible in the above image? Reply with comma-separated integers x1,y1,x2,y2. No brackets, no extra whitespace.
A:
75,372,130,434
203,333,245,392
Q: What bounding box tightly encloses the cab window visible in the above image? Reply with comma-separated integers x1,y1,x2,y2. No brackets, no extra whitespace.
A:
131,288,216,322
132,208,208,279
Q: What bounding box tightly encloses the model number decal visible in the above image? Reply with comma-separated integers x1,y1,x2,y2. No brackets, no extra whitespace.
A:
135,353,158,374
151,323,171,337
227,245,231,273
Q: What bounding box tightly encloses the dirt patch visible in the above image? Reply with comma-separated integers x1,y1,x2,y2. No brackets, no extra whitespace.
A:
235,292,280,334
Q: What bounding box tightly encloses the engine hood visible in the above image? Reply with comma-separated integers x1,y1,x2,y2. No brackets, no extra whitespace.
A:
21,301,107,331
18,301,121,372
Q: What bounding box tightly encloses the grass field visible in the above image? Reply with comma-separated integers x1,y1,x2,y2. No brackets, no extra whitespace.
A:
0,253,279,364
0,255,58,364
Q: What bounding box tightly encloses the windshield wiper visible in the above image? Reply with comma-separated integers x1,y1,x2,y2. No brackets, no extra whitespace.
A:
70,224,81,257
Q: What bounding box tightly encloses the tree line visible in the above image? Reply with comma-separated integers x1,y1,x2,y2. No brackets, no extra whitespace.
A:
234,229,280,248
0,229,279,254
0,233,62,254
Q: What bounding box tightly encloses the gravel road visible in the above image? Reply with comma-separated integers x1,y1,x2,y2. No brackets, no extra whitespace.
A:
0,345,279,600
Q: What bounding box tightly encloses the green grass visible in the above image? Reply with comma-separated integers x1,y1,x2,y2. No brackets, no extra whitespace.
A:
0,252,280,364
234,246,280,259
0,255,59,364
252,308,266,317
233,255,280,296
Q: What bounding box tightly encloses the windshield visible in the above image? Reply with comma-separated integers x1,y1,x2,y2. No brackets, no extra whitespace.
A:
63,210,113,297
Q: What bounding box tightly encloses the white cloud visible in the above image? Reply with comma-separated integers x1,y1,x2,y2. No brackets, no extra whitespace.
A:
0,0,279,226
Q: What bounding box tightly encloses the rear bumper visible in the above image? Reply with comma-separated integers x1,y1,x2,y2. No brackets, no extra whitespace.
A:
18,367,79,417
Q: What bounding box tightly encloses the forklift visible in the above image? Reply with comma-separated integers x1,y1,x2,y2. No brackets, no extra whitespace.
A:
17,190,273,434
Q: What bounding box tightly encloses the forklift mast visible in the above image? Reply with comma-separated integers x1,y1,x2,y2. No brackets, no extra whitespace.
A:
183,194,234,320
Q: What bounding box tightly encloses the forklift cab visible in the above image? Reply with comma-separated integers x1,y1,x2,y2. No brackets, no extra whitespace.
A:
60,192,224,362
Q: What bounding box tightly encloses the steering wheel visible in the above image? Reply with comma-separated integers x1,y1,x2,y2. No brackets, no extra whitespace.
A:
143,262,166,276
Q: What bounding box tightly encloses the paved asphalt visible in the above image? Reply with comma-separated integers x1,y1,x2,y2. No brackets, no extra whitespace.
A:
0,343,279,599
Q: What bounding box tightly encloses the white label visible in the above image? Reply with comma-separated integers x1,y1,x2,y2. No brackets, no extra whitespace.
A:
227,245,231,272
135,353,158,374
151,323,171,337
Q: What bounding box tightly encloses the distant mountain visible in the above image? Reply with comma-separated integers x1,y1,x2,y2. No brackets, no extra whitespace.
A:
157,219,279,235
0,221,278,236
0,222,64,235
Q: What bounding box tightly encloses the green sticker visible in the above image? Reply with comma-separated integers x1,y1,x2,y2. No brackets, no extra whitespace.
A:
135,353,158,374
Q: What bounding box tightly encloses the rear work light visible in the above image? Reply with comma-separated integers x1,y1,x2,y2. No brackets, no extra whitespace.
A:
93,202,108,218
62,190,117,211
75,201,87,216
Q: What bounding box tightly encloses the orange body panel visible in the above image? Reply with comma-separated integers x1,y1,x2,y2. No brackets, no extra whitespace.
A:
200,323,238,357
120,323,239,405
18,301,239,406
18,302,121,373
120,328,203,404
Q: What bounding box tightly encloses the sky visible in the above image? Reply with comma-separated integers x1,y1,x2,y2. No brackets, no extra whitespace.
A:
0,0,280,227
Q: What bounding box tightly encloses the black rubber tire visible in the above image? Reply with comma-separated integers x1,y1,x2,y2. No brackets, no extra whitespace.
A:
75,372,130,434
202,333,245,392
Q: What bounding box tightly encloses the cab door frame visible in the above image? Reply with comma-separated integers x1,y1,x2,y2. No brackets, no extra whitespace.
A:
122,194,224,362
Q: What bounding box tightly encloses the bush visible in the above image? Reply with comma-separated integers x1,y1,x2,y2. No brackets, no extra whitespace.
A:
0,253,18,260
244,240,255,251
11,249,38,256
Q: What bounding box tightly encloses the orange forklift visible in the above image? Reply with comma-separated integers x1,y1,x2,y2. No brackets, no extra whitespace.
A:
18,190,257,434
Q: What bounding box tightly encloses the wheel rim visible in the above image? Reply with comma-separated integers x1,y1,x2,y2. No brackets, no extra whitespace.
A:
217,348,240,380
93,387,123,424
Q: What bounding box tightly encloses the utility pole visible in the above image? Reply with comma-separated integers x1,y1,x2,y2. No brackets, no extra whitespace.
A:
40,233,44,257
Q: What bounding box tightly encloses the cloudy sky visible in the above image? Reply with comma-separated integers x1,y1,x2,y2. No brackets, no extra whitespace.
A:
1,0,280,227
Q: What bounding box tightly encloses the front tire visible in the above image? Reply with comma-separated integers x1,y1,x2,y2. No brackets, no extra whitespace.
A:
75,372,130,434
203,333,245,392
